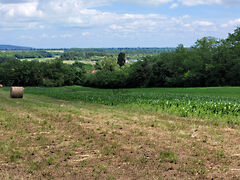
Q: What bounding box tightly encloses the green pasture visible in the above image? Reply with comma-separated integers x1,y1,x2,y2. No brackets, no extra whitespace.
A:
21,57,57,62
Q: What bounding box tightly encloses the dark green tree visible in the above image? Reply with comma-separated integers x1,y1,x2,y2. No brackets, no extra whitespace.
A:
117,52,126,67
127,59,152,87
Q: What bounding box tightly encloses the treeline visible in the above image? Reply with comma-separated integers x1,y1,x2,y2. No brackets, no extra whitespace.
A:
15,51,53,59
0,59,92,87
0,51,53,59
83,27,240,88
60,48,175,61
66,47,175,54
0,27,240,88
60,52,107,60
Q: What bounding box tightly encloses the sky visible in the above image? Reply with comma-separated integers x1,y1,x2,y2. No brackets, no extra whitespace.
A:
0,0,240,48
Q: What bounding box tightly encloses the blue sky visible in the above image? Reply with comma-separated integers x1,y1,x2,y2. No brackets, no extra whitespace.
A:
0,0,240,48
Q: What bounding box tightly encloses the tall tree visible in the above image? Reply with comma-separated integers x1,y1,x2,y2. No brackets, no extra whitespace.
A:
117,52,126,67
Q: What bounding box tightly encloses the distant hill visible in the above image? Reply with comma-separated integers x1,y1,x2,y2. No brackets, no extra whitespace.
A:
67,47,176,54
0,45,32,50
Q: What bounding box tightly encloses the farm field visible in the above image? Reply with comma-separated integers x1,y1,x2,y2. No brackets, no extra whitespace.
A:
25,86,240,122
21,58,96,65
1,86,240,179
21,57,57,62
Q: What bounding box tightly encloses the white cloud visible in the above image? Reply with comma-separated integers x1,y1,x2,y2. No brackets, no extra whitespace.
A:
193,20,214,26
0,0,113,29
178,0,221,6
0,0,33,4
40,34,57,39
40,33,48,38
37,0,110,13
0,1,42,18
0,0,239,31
221,18,240,28
60,34,73,38
121,0,173,6
0,0,238,44
81,32,90,36
19,35,33,39
178,0,240,7
170,3,179,8
110,25,123,30
118,0,240,7
184,24,191,27
107,14,191,36
0,1,45,30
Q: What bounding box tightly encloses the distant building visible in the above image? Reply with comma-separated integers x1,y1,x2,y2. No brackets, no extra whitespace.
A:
126,59,138,63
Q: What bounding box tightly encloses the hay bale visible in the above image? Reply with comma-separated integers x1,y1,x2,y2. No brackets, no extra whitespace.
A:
10,87,24,98
0,84,3,88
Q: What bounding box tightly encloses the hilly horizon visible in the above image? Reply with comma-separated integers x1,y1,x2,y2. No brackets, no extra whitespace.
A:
0,44,177,50
0,45,32,50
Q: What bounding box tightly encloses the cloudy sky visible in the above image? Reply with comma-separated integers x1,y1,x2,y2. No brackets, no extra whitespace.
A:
0,0,240,48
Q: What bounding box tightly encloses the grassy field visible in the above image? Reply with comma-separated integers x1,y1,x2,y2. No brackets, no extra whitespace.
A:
63,60,96,65
1,86,240,179
21,58,96,65
24,86,240,123
21,57,57,62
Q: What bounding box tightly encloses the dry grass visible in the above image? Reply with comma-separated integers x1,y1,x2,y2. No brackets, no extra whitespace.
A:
1,88,240,179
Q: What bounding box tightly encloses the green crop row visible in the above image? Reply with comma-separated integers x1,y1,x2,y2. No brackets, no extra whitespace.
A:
19,86,240,122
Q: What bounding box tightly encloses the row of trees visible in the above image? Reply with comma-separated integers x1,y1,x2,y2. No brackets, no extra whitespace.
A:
66,47,175,54
0,27,240,88
82,27,240,88
60,52,106,60
0,59,92,87
0,51,53,59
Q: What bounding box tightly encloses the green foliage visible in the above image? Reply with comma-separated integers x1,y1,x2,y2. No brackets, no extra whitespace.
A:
95,57,120,71
66,47,175,54
0,59,89,87
61,48,175,63
123,28,240,88
60,52,106,61
117,52,126,67
0,50,53,59
14,51,53,59
83,57,127,88
72,62,94,85
24,86,240,122
0,56,16,64
159,151,178,163
127,59,153,87
84,70,128,88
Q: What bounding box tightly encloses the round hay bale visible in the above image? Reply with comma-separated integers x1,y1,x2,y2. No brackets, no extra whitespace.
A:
0,84,3,88
10,87,24,98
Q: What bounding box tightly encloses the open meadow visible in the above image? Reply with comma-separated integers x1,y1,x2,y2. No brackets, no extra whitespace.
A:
1,86,240,179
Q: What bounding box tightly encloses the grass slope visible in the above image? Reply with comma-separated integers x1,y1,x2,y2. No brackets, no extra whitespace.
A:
1,87,240,179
